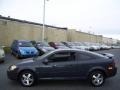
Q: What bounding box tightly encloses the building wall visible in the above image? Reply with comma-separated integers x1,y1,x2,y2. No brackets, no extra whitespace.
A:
0,18,68,46
0,17,118,46
45,27,68,42
0,19,43,46
67,29,102,43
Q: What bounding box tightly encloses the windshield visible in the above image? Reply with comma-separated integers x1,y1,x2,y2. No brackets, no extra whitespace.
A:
37,42,50,47
18,41,33,47
35,51,54,60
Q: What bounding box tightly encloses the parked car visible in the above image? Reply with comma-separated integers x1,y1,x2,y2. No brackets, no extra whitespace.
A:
32,41,55,55
74,42,89,50
82,42,91,50
0,45,5,62
100,44,110,50
7,49,117,87
89,43,100,51
11,40,39,58
62,42,76,48
49,42,69,49
62,42,88,50
111,45,120,49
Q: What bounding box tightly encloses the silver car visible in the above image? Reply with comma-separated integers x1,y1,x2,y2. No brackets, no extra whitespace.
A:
0,46,5,62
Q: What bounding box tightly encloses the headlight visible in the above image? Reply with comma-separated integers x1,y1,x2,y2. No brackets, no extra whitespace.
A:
19,49,26,54
9,65,17,71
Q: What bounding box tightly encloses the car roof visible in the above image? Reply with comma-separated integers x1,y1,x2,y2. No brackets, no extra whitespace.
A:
49,49,106,57
50,49,85,53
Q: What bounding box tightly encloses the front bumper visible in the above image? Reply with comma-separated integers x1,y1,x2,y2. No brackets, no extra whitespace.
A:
7,68,19,80
0,57,4,62
21,54,38,58
20,52,39,58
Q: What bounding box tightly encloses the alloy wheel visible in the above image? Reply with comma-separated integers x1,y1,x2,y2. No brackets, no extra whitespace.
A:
20,72,35,86
90,71,105,86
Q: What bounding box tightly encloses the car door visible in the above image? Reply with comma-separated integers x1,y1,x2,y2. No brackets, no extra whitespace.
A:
38,51,78,79
75,52,95,78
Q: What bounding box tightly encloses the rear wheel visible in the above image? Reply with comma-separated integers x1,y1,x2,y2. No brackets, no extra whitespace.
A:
89,71,105,87
19,71,36,87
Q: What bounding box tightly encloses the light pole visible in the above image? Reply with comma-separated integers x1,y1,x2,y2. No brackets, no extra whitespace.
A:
42,0,48,42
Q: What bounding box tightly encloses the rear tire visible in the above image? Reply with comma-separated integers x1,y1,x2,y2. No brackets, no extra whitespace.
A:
89,71,105,87
19,71,36,87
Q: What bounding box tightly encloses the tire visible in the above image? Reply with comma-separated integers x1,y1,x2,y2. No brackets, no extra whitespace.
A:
16,53,22,59
89,71,105,87
11,50,13,55
19,71,36,87
0,59,4,63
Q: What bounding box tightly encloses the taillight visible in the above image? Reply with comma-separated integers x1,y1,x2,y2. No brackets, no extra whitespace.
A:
107,60,115,70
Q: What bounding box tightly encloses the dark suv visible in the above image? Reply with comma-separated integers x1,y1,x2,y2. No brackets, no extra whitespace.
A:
7,49,117,87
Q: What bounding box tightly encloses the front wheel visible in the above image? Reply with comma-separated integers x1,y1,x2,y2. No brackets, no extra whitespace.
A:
16,53,22,59
89,71,105,87
19,71,36,87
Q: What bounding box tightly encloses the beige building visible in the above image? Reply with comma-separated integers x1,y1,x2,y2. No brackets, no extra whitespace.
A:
67,29,103,43
0,16,118,46
0,16,68,46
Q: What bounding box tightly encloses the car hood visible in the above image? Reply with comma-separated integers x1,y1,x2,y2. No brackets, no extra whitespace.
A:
17,58,35,66
19,47,37,52
37,46,55,51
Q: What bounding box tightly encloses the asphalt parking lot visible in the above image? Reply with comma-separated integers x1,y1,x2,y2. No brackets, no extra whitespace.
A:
0,49,120,90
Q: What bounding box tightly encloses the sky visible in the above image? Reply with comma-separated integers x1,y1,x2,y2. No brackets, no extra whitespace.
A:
0,0,120,40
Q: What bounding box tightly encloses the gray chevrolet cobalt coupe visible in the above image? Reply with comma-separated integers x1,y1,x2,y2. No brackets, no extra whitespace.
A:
7,49,117,87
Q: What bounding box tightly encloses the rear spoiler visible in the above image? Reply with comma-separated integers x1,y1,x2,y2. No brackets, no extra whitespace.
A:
100,53,114,59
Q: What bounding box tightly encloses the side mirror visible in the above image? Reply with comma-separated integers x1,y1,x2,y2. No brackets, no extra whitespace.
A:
43,59,49,65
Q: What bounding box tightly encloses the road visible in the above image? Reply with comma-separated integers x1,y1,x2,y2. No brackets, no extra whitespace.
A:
0,49,120,90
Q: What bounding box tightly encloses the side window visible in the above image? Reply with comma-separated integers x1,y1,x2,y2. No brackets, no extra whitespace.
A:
76,52,92,61
48,52,75,63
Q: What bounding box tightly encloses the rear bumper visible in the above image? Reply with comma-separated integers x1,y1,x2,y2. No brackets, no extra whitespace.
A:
106,67,117,77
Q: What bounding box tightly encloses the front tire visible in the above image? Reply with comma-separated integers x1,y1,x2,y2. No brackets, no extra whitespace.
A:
89,71,105,87
16,53,22,59
19,71,36,87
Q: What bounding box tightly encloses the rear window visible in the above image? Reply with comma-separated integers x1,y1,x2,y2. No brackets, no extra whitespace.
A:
84,51,107,58
75,51,107,61
75,52,93,61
